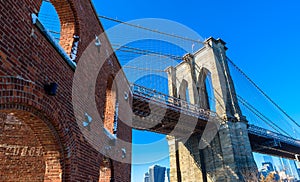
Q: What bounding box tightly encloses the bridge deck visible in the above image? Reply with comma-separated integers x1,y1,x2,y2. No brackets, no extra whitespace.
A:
131,84,215,137
131,84,300,160
248,125,300,160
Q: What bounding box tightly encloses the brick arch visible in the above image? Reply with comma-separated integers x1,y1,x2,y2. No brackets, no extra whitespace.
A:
103,75,117,134
0,76,69,180
0,109,64,181
95,71,119,181
37,0,79,55
99,158,114,182
0,76,61,120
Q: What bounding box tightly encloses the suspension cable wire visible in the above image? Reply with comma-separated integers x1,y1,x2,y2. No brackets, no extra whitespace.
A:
237,95,291,137
114,49,181,61
98,15,204,45
193,62,292,136
208,84,286,136
122,66,166,73
112,44,183,60
227,57,300,129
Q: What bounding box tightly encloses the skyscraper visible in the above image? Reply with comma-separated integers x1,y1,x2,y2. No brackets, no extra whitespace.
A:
296,161,300,178
263,156,274,166
262,162,275,172
166,168,170,182
282,158,293,177
289,160,300,180
144,172,150,182
149,165,166,182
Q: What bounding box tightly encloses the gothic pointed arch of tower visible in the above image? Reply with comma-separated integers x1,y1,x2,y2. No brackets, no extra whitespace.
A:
197,67,211,110
178,79,188,101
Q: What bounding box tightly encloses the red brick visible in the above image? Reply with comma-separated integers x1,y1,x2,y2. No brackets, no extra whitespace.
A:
0,0,131,181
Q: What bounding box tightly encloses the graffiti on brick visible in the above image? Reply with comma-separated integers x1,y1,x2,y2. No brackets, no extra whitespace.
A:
2,122,23,131
0,114,25,132
0,144,43,156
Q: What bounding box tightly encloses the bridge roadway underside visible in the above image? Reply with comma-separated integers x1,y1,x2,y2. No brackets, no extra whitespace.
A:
249,133,299,160
132,96,300,160
132,95,209,138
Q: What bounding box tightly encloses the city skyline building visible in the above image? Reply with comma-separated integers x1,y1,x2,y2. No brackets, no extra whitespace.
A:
282,158,293,177
290,160,300,180
148,165,166,182
144,172,150,182
263,156,274,167
259,155,300,181
262,162,275,172
166,168,170,182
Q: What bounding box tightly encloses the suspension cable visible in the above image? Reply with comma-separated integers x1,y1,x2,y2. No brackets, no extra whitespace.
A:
98,15,204,45
193,61,291,136
112,44,183,60
227,57,300,129
122,66,166,73
237,95,291,137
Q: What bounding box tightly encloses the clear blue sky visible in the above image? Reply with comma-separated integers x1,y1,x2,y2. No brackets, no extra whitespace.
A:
40,1,300,181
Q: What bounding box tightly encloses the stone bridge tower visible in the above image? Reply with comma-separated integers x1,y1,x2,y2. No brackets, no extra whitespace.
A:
166,37,258,182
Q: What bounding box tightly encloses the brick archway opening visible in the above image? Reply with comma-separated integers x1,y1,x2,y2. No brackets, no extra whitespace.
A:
103,76,117,135
99,158,114,182
99,75,117,182
0,110,64,181
38,0,79,55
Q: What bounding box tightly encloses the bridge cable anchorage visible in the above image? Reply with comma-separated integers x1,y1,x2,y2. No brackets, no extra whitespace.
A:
98,15,205,45
237,94,291,137
227,57,300,129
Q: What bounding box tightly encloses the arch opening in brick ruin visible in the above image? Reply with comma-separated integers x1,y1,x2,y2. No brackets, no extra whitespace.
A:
0,110,64,181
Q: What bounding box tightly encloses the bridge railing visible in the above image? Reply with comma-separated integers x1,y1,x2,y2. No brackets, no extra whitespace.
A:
130,84,218,121
131,84,300,147
248,125,300,147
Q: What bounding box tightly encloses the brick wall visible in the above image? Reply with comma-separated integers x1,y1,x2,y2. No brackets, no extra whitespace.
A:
0,0,131,181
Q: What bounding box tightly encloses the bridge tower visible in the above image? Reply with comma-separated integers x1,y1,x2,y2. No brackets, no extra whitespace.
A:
166,37,258,182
